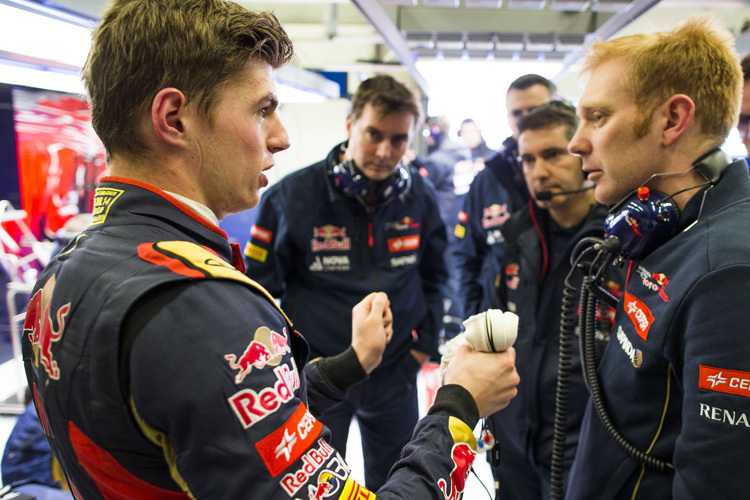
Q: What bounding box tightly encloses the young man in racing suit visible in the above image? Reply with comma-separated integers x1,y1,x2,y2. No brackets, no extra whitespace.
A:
565,16,750,499
21,1,520,499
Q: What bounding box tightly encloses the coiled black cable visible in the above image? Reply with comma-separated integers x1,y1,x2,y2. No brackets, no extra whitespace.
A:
581,273,674,473
551,236,673,500
549,272,581,500
549,242,599,500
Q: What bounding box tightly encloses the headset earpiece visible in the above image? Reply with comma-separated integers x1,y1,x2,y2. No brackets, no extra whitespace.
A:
604,187,679,260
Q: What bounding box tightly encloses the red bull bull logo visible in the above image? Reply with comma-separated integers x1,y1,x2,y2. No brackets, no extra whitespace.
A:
311,225,351,252
225,341,274,383
481,203,510,229
225,327,290,383
271,329,291,357
437,443,476,500
626,216,643,236
24,276,70,380
651,272,669,287
309,480,334,500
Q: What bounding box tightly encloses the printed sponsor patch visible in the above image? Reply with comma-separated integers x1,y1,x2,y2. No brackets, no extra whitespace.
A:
256,403,323,477
311,225,351,252
91,187,124,225
616,325,643,368
385,217,420,231
454,225,466,239
390,254,417,267
308,255,351,272
437,443,475,500
228,361,300,428
337,478,376,499
224,327,289,383
481,203,510,229
504,262,520,290
251,224,273,243
699,365,750,398
485,229,504,246
636,265,670,302
245,242,268,263
279,441,341,496
698,402,750,428
25,276,70,380
623,291,653,341
388,235,420,253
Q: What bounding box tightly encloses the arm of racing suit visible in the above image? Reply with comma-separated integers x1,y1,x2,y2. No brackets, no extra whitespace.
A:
129,279,483,499
668,265,750,499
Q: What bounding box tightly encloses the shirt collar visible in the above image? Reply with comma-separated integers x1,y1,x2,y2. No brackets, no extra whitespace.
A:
163,191,219,226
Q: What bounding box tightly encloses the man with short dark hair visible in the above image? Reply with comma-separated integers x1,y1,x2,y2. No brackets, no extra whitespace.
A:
454,74,555,319
487,101,622,500
245,74,450,490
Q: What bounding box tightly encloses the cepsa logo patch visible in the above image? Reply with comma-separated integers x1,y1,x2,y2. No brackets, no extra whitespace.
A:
256,403,323,477
623,291,654,341
700,365,750,398
388,235,420,253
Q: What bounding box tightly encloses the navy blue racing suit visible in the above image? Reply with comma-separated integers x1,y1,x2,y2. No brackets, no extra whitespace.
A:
22,177,483,500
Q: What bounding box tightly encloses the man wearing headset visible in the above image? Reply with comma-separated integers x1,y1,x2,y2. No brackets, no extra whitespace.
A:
565,16,750,499
245,75,448,491
454,74,555,320
487,101,623,499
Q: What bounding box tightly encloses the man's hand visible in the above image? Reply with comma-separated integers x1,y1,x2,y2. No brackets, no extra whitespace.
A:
443,343,520,418
352,292,393,374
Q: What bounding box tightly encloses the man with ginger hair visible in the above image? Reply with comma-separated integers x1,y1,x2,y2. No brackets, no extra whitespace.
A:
21,1,520,498
565,16,750,499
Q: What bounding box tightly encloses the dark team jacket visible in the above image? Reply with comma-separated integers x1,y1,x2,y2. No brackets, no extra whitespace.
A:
244,143,448,364
21,178,484,500
453,136,530,318
488,201,623,471
566,160,750,500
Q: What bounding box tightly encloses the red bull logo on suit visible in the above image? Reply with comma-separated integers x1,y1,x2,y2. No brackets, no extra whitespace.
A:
225,326,291,383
